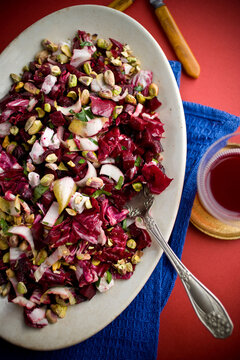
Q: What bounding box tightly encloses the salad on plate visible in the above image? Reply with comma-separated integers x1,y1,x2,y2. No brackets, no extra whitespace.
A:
0,30,172,328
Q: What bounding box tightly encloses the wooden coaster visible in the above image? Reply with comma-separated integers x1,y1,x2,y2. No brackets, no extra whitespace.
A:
190,193,240,240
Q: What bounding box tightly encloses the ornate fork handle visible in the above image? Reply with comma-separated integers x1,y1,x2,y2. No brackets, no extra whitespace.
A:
144,213,233,338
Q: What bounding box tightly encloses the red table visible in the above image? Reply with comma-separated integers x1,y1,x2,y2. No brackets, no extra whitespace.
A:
1,1,240,359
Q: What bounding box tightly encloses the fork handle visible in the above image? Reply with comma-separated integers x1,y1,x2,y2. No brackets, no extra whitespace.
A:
144,213,233,338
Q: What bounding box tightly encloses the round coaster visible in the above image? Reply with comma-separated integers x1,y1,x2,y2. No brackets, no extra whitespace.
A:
190,192,240,240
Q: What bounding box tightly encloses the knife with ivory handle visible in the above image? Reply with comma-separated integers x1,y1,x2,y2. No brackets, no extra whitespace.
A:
150,0,200,78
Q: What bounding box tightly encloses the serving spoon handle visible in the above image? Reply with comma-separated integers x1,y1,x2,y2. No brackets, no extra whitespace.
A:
144,213,233,338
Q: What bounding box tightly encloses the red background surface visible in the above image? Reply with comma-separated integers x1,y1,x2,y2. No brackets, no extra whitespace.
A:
1,0,240,359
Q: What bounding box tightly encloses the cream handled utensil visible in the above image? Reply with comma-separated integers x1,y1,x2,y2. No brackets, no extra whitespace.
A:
150,0,200,78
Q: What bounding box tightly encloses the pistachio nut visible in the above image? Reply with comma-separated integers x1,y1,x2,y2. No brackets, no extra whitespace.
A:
35,107,45,118
45,153,58,163
6,268,15,278
86,177,104,189
61,44,72,58
25,116,36,132
132,182,143,192
104,70,115,87
82,150,98,163
92,259,100,266
65,208,77,216
3,252,10,263
6,141,17,154
85,199,92,209
83,62,92,75
10,126,19,136
79,76,93,87
26,162,35,172
24,82,39,95
148,83,159,97
80,89,90,105
8,235,19,248
2,282,11,297
112,105,123,119
15,82,24,92
52,260,61,272
2,136,10,149
136,92,146,104
0,238,9,251
67,91,77,100
40,174,55,187
28,120,43,135
110,58,122,66
56,54,69,64
35,49,49,64
126,239,137,249
10,73,21,83
27,135,37,145
44,103,51,112
99,89,112,99
19,240,28,251
25,213,35,224
125,94,137,105
97,38,110,49
46,309,58,324
112,85,122,97
69,265,77,271
17,281,27,295
35,249,48,265
68,74,77,88
51,65,61,76
58,162,68,171
50,304,67,318
67,160,75,168
42,39,58,52
13,215,22,225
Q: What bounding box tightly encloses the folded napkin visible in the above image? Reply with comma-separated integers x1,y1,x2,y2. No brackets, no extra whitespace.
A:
1,61,240,360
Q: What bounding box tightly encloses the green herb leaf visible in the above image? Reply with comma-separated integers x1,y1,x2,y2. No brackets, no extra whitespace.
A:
33,184,49,203
0,218,9,234
115,175,124,190
134,85,143,92
95,277,101,287
55,214,64,226
23,161,28,177
91,190,112,199
89,138,98,146
134,155,142,167
48,122,54,129
4,178,12,181
73,107,95,122
68,134,74,139
80,41,93,48
106,270,112,284
78,159,86,164
121,145,127,150
122,219,127,231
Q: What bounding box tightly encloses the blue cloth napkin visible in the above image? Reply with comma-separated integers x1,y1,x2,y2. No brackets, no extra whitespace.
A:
1,61,240,360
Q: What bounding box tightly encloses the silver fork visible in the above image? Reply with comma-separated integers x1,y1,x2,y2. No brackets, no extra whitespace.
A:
126,187,233,338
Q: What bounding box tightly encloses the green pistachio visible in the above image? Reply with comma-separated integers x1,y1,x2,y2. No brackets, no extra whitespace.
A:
97,38,110,49
127,239,137,249
27,135,37,145
132,182,143,192
35,107,45,118
125,94,137,105
61,44,72,57
44,103,51,112
42,39,58,52
83,62,92,75
68,74,77,88
51,65,61,76
28,120,43,135
112,105,123,119
45,154,58,163
17,281,27,295
57,54,69,64
67,91,77,100
79,76,92,87
10,126,19,136
40,174,55,187
15,82,24,92
10,73,21,83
